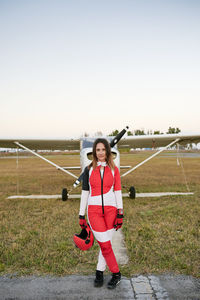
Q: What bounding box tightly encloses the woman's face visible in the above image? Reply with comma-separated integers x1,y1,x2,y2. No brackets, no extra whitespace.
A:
96,142,106,162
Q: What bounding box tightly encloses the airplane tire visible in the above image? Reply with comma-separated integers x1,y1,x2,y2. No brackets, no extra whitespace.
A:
62,188,68,201
129,186,136,199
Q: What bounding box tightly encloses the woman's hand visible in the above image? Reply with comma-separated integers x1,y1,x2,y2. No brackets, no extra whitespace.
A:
114,209,124,231
79,215,87,229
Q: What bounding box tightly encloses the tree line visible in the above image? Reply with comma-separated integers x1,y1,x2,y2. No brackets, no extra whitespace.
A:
83,127,181,137
109,127,181,136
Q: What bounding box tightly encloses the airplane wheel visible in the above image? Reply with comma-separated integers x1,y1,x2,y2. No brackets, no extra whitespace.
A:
129,186,136,199
62,188,68,201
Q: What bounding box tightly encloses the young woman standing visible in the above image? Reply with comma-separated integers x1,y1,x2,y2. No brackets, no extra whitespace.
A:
78,138,124,289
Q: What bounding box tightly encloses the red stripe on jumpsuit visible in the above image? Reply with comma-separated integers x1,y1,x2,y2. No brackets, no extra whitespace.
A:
87,165,121,273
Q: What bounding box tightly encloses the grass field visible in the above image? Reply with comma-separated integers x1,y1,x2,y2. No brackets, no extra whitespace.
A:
0,151,199,277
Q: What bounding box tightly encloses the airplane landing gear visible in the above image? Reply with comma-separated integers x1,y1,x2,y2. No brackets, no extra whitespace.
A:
129,186,136,199
62,188,68,201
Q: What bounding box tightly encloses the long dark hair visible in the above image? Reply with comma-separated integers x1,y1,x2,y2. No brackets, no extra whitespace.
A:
89,138,115,170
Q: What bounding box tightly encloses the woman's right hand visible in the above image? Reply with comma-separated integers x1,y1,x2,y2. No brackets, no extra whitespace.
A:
79,215,87,229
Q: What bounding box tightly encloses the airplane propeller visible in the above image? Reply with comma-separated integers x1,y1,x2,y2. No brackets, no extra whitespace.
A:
110,126,129,148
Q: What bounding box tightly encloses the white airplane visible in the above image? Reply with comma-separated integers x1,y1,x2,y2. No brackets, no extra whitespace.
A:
0,126,200,200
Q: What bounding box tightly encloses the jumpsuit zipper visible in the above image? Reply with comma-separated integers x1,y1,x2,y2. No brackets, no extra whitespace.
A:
100,167,105,215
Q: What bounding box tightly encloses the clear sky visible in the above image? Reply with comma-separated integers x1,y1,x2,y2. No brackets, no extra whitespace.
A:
0,0,200,138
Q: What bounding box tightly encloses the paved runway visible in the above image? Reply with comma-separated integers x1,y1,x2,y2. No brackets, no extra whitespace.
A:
0,273,200,300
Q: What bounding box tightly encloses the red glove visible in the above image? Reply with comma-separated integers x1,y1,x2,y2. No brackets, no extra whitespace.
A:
114,209,124,231
79,215,87,229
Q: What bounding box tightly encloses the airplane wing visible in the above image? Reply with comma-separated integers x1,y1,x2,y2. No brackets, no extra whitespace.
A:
0,139,80,151
118,133,200,149
1,133,200,151
0,138,80,179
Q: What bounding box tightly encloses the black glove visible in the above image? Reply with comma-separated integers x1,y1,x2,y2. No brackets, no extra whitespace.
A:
114,209,124,231
79,215,87,229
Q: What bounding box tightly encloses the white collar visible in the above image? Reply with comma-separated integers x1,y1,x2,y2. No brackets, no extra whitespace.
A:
97,161,107,167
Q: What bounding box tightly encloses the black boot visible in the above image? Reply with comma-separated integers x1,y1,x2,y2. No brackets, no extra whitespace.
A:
107,272,121,289
94,270,104,287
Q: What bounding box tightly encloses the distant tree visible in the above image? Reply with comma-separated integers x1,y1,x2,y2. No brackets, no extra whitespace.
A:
83,132,89,137
154,131,159,135
153,130,163,135
127,130,134,136
167,127,181,134
134,129,145,135
109,129,119,136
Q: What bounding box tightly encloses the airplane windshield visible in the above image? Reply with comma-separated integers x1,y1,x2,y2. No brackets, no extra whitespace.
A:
82,137,115,149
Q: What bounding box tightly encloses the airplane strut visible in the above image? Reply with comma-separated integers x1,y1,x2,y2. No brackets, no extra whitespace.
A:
14,141,78,179
121,138,180,177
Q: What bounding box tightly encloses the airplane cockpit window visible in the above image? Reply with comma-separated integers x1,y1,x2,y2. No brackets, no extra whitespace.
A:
82,137,116,149
87,153,93,160
111,152,117,159
82,139,94,149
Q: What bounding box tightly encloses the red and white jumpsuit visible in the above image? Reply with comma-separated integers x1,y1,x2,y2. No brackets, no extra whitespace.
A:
79,162,123,273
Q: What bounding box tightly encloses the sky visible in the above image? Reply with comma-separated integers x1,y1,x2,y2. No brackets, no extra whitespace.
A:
0,0,200,138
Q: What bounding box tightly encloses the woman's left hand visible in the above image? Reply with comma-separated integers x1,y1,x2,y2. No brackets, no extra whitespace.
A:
114,209,124,231
79,215,87,229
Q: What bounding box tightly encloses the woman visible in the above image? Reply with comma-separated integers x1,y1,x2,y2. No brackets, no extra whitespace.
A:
78,138,124,289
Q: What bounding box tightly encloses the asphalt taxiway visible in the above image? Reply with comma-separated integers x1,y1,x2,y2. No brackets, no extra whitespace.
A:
0,273,200,299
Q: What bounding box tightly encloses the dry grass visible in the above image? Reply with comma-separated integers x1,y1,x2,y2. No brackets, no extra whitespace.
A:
122,195,200,277
0,151,200,277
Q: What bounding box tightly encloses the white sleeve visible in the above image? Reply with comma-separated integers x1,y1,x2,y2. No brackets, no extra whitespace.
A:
114,190,123,209
79,190,89,216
